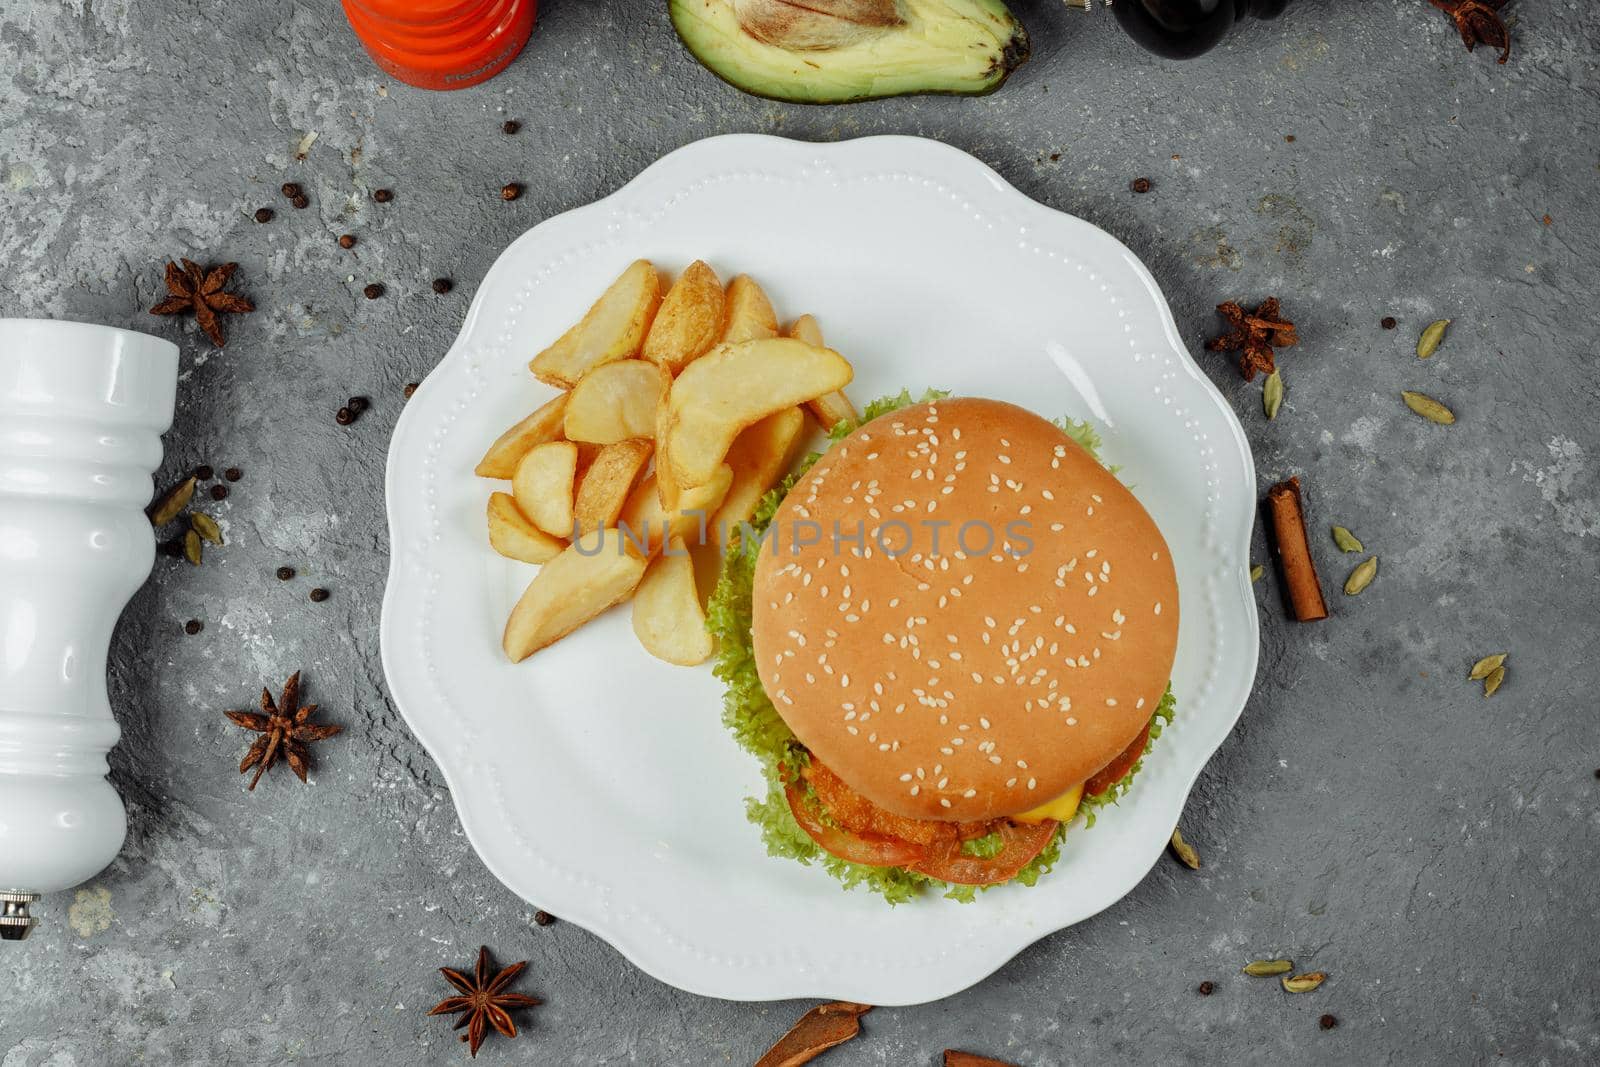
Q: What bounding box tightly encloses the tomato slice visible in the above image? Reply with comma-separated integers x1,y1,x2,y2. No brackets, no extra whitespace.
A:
909,819,1060,886
1085,721,1151,797
784,777,928,868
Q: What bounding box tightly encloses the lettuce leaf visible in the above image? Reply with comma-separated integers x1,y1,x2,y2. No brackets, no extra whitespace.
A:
706,389,1176,903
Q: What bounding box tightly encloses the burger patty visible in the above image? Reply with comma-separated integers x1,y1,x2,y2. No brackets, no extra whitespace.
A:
803,759,997,847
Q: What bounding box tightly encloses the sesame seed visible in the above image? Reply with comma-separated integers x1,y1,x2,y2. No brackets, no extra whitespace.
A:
1027,778,1037,790
940,798,952,808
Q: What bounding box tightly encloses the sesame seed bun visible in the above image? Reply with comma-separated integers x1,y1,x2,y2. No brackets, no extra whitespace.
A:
751,398,1179,822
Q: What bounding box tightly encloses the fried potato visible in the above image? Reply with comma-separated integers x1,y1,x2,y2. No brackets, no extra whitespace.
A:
788,315,859,433
475,393,569,479
502,528,646,662
573,439,653,535
619,464,734,556
563,360,668,444
631,537,714,666
642,260,725,374
512,441,579,538
665,338,853,488
721,275,779,344
711,407,805,546
486,492,564,564
529,260,662,388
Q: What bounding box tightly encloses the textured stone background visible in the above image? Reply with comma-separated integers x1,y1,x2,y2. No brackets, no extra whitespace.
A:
3,0,1598,1063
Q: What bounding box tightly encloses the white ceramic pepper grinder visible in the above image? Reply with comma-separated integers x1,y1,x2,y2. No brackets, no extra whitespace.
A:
0,319,178,941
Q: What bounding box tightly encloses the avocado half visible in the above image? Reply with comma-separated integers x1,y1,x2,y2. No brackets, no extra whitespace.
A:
669,0,1031,105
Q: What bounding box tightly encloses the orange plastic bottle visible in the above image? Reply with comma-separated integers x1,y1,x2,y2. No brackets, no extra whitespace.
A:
342,0,536,91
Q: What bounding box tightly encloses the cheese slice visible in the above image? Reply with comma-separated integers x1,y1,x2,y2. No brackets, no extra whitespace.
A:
1013,782,1084,825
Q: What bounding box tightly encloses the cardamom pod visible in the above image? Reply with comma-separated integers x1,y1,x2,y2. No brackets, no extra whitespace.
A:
150,476,198,527
1263,370,1284,420
1250,564,1265,583
1331,526,1364,553
182,528,203,567
1170,828,1201,870
1468,653,1507,680
1402,391,1456,425
190,512,224,546
1243,959,1294,977
1282,971,1327,993
1416,319,1450,359
1484,665,1507,697
1344,556,1378,595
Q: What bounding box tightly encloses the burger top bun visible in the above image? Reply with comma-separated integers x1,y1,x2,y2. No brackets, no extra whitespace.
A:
752,397,1178,822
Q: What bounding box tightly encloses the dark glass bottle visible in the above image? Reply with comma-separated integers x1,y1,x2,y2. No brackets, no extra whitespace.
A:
1071,0,1292,60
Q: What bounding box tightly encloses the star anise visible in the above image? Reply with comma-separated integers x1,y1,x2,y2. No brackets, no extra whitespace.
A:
1207,297,1298,381
1428,0,1511,64
223,672,342,790
428,946,542,1058
150,259,254,347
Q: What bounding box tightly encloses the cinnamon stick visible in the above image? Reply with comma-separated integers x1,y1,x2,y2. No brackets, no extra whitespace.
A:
945,1052,1020,1067
754,1002,872,1067
1264,476,1328,621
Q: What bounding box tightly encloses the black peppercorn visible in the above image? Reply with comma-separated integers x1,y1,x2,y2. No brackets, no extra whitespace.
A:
373,188,393,203
276,566,296,581
501,183,522,201
1381,316,1397,330
336,407,354,426
1319,1014,1338,1030
503,120,520,135
338,234,356,249
309,587,330,603
210,484,229,501
184,619,203,635
254,207,274,223
348,396,369,415
432,278,453,294
363,283,384,300
281,182,303,199
1197,981,1214,996
1130,177,1152,194
224,467,241,482
1285,134,1296,143
160,539,183,559
533,910,554,926
404,383,418,399
194,464,214,481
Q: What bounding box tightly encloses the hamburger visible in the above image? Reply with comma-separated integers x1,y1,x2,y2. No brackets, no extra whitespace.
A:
709,392,1179,902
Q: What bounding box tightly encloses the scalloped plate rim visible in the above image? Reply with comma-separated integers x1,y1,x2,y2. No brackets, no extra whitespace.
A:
381,133,1260,1005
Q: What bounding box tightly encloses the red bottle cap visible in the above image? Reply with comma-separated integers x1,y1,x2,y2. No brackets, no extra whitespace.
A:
343,0,536,91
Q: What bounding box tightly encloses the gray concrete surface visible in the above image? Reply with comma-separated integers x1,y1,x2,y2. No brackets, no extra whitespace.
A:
3,0,1598,1063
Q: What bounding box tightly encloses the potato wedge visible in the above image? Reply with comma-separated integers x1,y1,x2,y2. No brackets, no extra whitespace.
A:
631,537,714,666
787,315,859,433
512,441,579,538
619,464,734,556
563,360,668,444
573,439,653,535
642,260,725,374
502,528,646,662
529,260,662,388
711,407,805,546
475,393,568,479
665,338,853,488
486,492,564,564
722,275,779,344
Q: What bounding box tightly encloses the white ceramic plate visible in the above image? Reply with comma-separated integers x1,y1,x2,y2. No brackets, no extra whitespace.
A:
381,134,1259,1006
